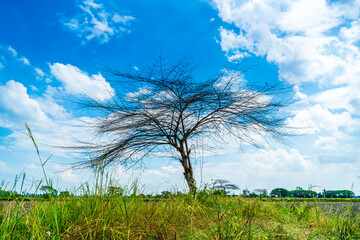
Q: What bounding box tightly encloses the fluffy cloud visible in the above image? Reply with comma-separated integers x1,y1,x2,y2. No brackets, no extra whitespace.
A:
286,104,360,134
0,79,95,155
312,86,360,115
50,63,115,101
314,136,338,151
214,0,360,84
0,80,50,129
341,20,360,44
213,0,360,166
54,165,79,183
62,0,135,44
0,62,115,186
36,92,70,119
293,85,307,100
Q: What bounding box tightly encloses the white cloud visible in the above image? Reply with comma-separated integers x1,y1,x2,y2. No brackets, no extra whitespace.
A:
213,0,360,86
226,49,250,62
50,63,115,101
64,19,79,30
36,90,70,119
143,169,170,177
314,136,338,150
243,149,312,173
8,46,17,57
0,160,6,169
0,80,93,156
0,80,50,129
125,86,151,100
112,13,135,24
293,85,307,100
341,20,360,44
29,85,38,91
19,57,31,66
313,86,360,114
83,0,102,9
25,163,39,170
54,165,79,183
161,165,182,174
277,0,341,35
286,104,360,134
35,68,45,78
0,160,11,175
62,0,135,44
6,46,32,66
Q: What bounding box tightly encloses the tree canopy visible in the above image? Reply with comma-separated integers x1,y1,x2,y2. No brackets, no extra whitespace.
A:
270,188,289,198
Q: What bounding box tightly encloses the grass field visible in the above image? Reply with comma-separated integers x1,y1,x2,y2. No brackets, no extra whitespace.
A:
1,193,360,239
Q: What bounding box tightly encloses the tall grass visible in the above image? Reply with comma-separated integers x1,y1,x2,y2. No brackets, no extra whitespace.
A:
0,124,359,239
1,193,360,239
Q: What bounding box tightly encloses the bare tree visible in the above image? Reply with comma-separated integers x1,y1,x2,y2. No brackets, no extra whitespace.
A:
75,58,290,193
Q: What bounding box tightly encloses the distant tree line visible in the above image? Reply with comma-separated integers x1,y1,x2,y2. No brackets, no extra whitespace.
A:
270,188,355,198
0,185,356,200
0,186,72,199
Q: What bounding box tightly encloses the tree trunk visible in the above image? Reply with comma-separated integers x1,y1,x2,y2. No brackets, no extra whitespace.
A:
184,165,196,193
178,140,196,193
180,153,196,193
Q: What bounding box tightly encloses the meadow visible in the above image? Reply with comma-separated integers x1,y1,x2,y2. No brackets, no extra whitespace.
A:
1,191,360,239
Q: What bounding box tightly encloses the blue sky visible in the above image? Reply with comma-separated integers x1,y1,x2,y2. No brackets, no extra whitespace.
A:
0,0,360,194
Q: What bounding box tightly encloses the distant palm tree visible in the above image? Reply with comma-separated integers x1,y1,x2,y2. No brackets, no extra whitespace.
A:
212,179,240,195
